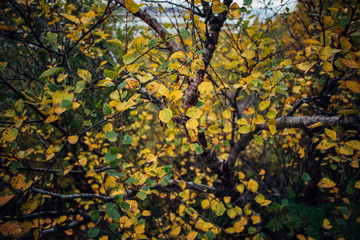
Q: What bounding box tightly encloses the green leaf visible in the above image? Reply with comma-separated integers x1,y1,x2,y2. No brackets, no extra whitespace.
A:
340,206,350,215
103,103,112,115
122,135,133,145
106,203,120,221
87,227,99,238
47,32,58,43
191,143,204,154
105,131,118,141
301,173,311,182
104,69,117,80
46,83,58,92
160,173,172,186
90,211,100,222
205,230,215,240
9,161,23,171
281,199,289,207
121,201,130,211
180,29,190,39
61,99,72,108
106,170,126,178
164,165,172,173
125,176,135,184
105,151,117,163
148,37,158,48
244,0,252,5
39,67,64,79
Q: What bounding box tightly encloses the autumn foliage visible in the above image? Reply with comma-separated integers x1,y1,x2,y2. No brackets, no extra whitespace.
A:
0,0,360,239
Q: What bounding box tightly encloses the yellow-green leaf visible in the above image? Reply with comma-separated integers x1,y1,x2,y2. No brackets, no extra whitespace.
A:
191,59,205,71
259,101,270,111
186,107,203,119
239,125,250,134
159,108,173,123
125,0,140,14
2,128,18,142
77,68,92,82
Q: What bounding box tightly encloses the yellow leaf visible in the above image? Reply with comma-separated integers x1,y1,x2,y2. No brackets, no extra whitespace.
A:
242,107,255,115
186,107,203,118
201,199,210,209
248,179,258,193
212,1,227,14
323,61,333,72
236,184,245,193
340,37,352,50
11,174,26,190
187,231,198,240
251,215,261,224
157,84,170,97
233,221,245,233
77,68,91,82
254,114,265,124
0,221,22,238
296,61,316,73
236,118,248,125
68,135,79,144
317,177,336,188
354,181,360,189
267,119,276,135
186,118,198,130
350,161,359,168
259,101,270,111
168,90,183,102
318,46,333,61
308,121,322,128
191,59,205,70
345,81,360,93
227,208,237,219
125,78,139,89
345,140,360,150
339,145,353,155
296,235,306,240
170,51,185,59
2,128,18,142
125,0,140,14
323,218,332,229
142,210,151,216
159,108,173,123
266,108,277,119
62,14,80,24
316,139,336,150
198,82,213,95
325,128,337,141
224,196,231,203
341,58,359,68
242,49,255,59
0,194,14,207
222,110,232,119
208,124,219,134
44,115,59,123
63,165,73,176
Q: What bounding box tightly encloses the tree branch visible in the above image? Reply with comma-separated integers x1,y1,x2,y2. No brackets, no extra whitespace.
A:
116,0,184,53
